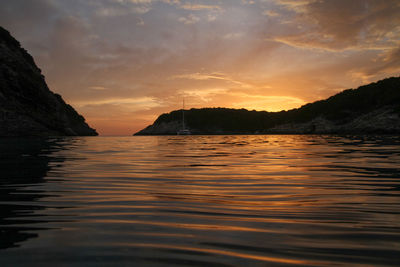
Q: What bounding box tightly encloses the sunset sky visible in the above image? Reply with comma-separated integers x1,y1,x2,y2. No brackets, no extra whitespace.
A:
1,0,399,135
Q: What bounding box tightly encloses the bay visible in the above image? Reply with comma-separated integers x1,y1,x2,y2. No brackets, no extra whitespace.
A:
1,135,400,266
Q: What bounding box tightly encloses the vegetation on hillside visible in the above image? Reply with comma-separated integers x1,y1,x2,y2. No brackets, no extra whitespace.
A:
139,77,400,134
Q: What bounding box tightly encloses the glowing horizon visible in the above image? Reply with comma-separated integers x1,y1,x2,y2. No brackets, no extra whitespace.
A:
1,0,399,135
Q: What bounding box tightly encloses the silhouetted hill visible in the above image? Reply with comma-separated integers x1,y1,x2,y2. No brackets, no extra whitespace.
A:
135,77,400,135
0,27,97,136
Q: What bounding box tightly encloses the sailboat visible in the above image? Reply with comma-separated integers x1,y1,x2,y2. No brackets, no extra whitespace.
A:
177,98,191,135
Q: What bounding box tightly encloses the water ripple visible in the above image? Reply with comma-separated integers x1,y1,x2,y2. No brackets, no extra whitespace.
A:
0,135,399,266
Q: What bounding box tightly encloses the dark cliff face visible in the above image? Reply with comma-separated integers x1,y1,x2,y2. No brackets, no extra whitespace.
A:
135,77,400,135
0,27,97,136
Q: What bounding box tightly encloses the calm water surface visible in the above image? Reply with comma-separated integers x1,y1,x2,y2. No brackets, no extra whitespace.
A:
1,135,400,266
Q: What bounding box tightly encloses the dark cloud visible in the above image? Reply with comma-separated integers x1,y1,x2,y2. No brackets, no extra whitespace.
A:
274,0,400,50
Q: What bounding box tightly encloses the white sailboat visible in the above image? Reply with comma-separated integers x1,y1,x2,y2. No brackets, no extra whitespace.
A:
177,98,191,135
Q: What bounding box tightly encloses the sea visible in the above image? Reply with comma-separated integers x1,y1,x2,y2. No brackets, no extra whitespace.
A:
1,135,399,266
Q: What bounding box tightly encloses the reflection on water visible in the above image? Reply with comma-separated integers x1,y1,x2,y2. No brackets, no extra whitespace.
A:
0,135,399,266
0,138,70,249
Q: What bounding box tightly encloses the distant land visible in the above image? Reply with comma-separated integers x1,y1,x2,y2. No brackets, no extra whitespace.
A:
0,27,97,136
135,77,400,135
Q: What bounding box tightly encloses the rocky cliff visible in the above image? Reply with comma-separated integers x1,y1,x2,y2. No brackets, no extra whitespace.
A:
135,77,400,135
0,27,97,136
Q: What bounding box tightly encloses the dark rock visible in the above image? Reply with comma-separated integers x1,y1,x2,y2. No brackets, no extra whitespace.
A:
0,26,97,136
135,77,400,135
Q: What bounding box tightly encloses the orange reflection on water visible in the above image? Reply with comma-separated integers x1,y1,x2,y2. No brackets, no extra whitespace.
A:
37,135,400,266
121,242,329,266
89,219,278,233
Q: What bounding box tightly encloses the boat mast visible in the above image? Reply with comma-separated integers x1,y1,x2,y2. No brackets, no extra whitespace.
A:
182,98,185,130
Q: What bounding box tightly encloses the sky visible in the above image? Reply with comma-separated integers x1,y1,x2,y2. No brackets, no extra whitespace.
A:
1,0,399,135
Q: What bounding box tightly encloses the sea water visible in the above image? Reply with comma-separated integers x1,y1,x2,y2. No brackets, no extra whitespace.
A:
1,135,399,266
